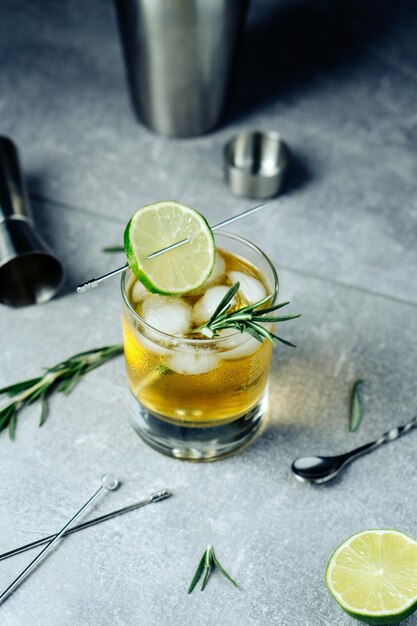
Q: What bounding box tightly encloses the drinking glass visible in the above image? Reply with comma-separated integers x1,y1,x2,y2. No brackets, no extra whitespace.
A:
121,231,278,460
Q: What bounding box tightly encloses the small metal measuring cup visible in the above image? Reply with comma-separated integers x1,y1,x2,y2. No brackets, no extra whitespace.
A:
0,137,64,307
224,130,289,199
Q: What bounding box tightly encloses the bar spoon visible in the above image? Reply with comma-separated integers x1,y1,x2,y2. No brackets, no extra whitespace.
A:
291,414,417,484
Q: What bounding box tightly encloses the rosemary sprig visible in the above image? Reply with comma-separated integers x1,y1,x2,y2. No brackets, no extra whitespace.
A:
0,344,123,440
188,545,238,593
349,379,365,432
194,282,300,347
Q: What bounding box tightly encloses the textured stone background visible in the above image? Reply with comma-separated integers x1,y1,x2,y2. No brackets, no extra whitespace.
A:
0,0,416,624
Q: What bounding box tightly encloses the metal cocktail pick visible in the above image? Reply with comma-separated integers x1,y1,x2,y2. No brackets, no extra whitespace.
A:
291,414,417,484
76,201,271,293
0,489,171,562
0,474,119,605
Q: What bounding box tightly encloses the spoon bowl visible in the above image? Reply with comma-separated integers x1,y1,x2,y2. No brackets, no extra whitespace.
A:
291,414,417,484
291,454,350,484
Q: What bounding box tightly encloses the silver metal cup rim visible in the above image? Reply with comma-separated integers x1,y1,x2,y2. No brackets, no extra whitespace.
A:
224,130,289,180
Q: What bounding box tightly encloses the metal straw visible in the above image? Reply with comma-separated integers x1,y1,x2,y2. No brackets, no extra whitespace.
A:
0,489,171,562
0,474,119,605
76,201,271,293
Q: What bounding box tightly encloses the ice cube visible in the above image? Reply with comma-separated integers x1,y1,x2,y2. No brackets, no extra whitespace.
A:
217,328,261,359
188,252,226,295
133,327,170,356
142,295,191,336
228,271,266,304
207,252,226,285
132,280,149,303
169,347,219,375
193,286,232,326
221,333,261,360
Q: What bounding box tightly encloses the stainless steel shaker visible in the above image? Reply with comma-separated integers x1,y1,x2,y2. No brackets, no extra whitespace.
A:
114,0,249,137
0,137,64,307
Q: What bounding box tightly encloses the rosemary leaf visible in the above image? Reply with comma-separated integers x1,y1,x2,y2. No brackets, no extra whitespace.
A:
269,333,297,348
59,373,83,396
247,321,275,344
102,246,125,253
227,294,273,316
208,282,241,323
56,378,72,394
211,548,238,588
255,314,301,323
200,565,211,591
0,405,15,431
65,344,122,362
240,325,265,343
200,548,213,591
188,550,207,594
0,378,43,397
8,409,17,441
252,301,290,315
39,394,48,427
349,379,365,432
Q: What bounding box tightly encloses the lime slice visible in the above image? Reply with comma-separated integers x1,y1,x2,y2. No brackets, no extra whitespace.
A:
326,529,417,625
124,201,215,295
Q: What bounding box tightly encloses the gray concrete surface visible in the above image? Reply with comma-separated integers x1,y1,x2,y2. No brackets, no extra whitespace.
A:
0,1,416,624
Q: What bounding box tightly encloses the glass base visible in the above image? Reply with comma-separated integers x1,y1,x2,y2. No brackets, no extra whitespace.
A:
127,389,268,461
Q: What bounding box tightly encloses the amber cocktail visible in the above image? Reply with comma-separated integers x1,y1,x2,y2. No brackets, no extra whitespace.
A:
121,232,278,460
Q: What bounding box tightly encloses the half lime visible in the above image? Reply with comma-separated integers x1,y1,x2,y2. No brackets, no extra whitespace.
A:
326,529,417,625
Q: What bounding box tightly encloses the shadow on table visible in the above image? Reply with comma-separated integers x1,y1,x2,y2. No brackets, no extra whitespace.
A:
282,148,311,195
227,0,417,122
242,349,355,479
27,175,106,299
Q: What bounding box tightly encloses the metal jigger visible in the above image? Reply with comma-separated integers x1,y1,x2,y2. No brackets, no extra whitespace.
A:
0,137,64,307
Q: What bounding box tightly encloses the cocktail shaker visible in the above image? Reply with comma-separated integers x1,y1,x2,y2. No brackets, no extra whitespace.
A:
114,0,249,137
0,137,64,307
